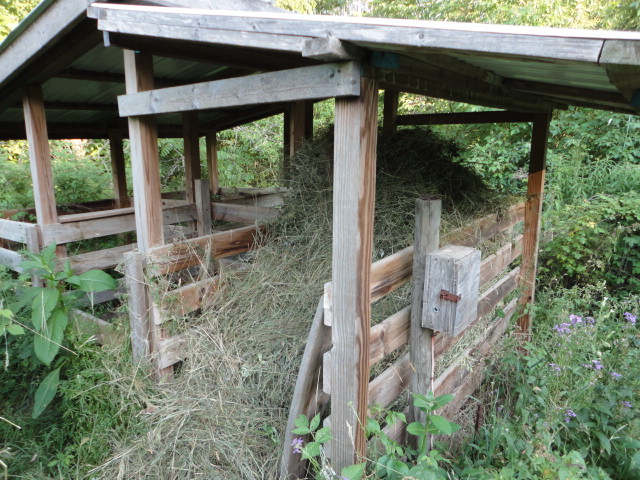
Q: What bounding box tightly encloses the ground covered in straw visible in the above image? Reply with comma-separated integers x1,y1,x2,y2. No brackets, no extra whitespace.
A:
92,127,516,479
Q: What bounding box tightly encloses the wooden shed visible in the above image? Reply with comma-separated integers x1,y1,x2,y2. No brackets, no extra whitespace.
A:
1,1,639,476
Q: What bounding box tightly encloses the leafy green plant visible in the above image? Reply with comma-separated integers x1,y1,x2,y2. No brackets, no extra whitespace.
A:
9,244,116,418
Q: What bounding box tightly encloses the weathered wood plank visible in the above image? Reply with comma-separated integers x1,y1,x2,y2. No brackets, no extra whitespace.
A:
0,247,23,272
183,111,201,204
195,180,212,237
117,62,361,117
62,243,135,274
41,204,196,245
370,306,410,366
123,251,149,362
211,202,280,224
109,129,129,208
370,245,414,303
0,218,35,243
58,207,135,223
302,36,363,61
124,49,164,253
69,309,124,346
479,235,523,286
147,224,263,275
444,203,525,247
518,114,551,335
205,132,220,195
410,199,441,430
160,275,222,317
221,193,284,208
330,77,378,469
156,332,187,371
397,110,535,126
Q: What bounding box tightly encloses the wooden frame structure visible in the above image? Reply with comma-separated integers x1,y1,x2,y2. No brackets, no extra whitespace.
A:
1,1,640,476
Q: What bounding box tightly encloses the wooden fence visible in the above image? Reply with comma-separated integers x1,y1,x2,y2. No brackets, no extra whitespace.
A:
281,200,525,478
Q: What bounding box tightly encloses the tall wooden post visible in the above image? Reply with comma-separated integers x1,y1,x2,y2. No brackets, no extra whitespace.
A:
409,198,441,430
330,77,378,470
517,112,552,336
22,85,58,235
205,131,220,195
183,111,201,203
108,129,129,208
383,90,399,134
283,101,307,182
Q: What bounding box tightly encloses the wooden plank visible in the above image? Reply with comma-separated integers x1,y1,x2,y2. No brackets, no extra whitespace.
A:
285,100,307,162
123,251,149,362
156,333,187,370
182,111,201,204
218,187,288,197
148,224,263,275
117,62,361,117
109,130,129,208
330,77,378,470
302,36,363,61
23,85,58,226
69,309,124,346
123,49,164,253
41,204,195,245
160,275,222,317
195,180,212,237
222,193,284,208
397,110,535,126
479,235,523,286
63,244,135,275
0,247,23,272
205,132,220,195
58,207,135,223
518,114,551,335
370,306,410,366
281,299,332,478
0,218,35,243
410,199,441,430
211,202,280,224
444,203,525,247
383,90,399,134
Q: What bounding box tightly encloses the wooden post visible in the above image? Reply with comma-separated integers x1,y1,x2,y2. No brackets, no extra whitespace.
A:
330,77,378,470
283,101,307,182
383,90,399,134
183,111,201,203
517,113,552,336
22,85,59,254
195,179,212,236
409,198,441,430
109,129,129,208
123,251,149,362
205,131,220,195
123,50,163,252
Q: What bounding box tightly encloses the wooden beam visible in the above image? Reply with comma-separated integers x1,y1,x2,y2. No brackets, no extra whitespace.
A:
123,50,164,252
330,76,378,470
518,113,551,335
0,247,23,272
210,202,280,224
302,36,364,61
205,132,220,195
117,62,361,117
182,111,201,204
383,90,399,134
22,85,58,230
410,199,440,432
109,130,129,208
0,219,37,243
397,110,536,126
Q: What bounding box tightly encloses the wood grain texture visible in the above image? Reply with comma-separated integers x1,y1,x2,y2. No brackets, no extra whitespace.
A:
518,113,551,335
302,36,364,61
63,243,135,274
123,50,164,253
205,132,220,195
281,298,332,479
330,77,378,469
479,235,523,286
410,199,440,430
109,130,129,208
211,202,280,224
22,86,58,226
182,111,201,204
118,62,361,116
444,203,524,247
0,247,23,272
195,179,212,237
161,275,221,317
0,218,37,243
123,251,149,362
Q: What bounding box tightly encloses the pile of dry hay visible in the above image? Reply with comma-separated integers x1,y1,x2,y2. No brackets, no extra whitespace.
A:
93,127,516,479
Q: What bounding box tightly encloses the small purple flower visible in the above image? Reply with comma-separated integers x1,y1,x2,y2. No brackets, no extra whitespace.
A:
564,408,577,422
569,314,583,324
610,371,622,379
592,360,603,370
621,401,632,408
291,437,304,454
586,317,596,324
624,312,637,325
554,323,572,335
548,363,561,372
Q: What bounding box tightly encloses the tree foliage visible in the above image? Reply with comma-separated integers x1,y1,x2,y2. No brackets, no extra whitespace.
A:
0,0,39,41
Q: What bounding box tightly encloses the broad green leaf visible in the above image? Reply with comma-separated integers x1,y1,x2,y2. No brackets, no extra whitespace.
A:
32,367,61,419
315,426,332,443
293,414,309,430
428,415,452,435
412,393,432,411
34,309,67,365
301,441,321,459
406,421,427,436
6,324,25,335
0,309,12,319
595,431,611,455
72,270,117,293
431,393,454,410
341,462,365,480
309,413,321,432
366,418,381,436
31,288,59,331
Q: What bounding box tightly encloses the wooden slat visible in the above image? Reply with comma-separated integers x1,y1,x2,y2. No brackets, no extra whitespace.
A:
62,244,135,274
0,218,35,243
218,187,288,198
0,247,23,272
123,251,149,362
370,245,414,303
156,333,188,370
148,224,263,275
479,235,523,286
329,77,378,469
211,202,280,224
59,207,135,223
222,193,284,208
370,306,410,366
69,309,124,346
444,203,525,247
518,114,551,334
302,36,363,61
397,110,535,126
117,62,361,117
41,204,196,245
160,275,222,317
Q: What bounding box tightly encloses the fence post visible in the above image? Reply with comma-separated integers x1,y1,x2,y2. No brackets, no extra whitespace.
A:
123,250,150,363
409,198,441,433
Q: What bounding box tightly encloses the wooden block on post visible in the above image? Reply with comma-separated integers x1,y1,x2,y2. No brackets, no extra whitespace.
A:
422,245,481,337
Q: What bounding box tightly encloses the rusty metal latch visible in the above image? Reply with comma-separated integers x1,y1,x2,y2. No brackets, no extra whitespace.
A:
439,289,462,303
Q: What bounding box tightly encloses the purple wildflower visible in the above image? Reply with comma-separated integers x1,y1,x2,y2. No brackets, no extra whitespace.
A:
564,409,577,422
586,317,596,324
569,314,583,324
592,360,603,370
621,401,632,408
554,323,572,335
548,363,561,372
291,437,304,454
610,371,622,379
624,312,637,325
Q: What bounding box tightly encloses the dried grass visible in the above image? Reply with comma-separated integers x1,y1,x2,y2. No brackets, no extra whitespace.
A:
92,127,514,479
